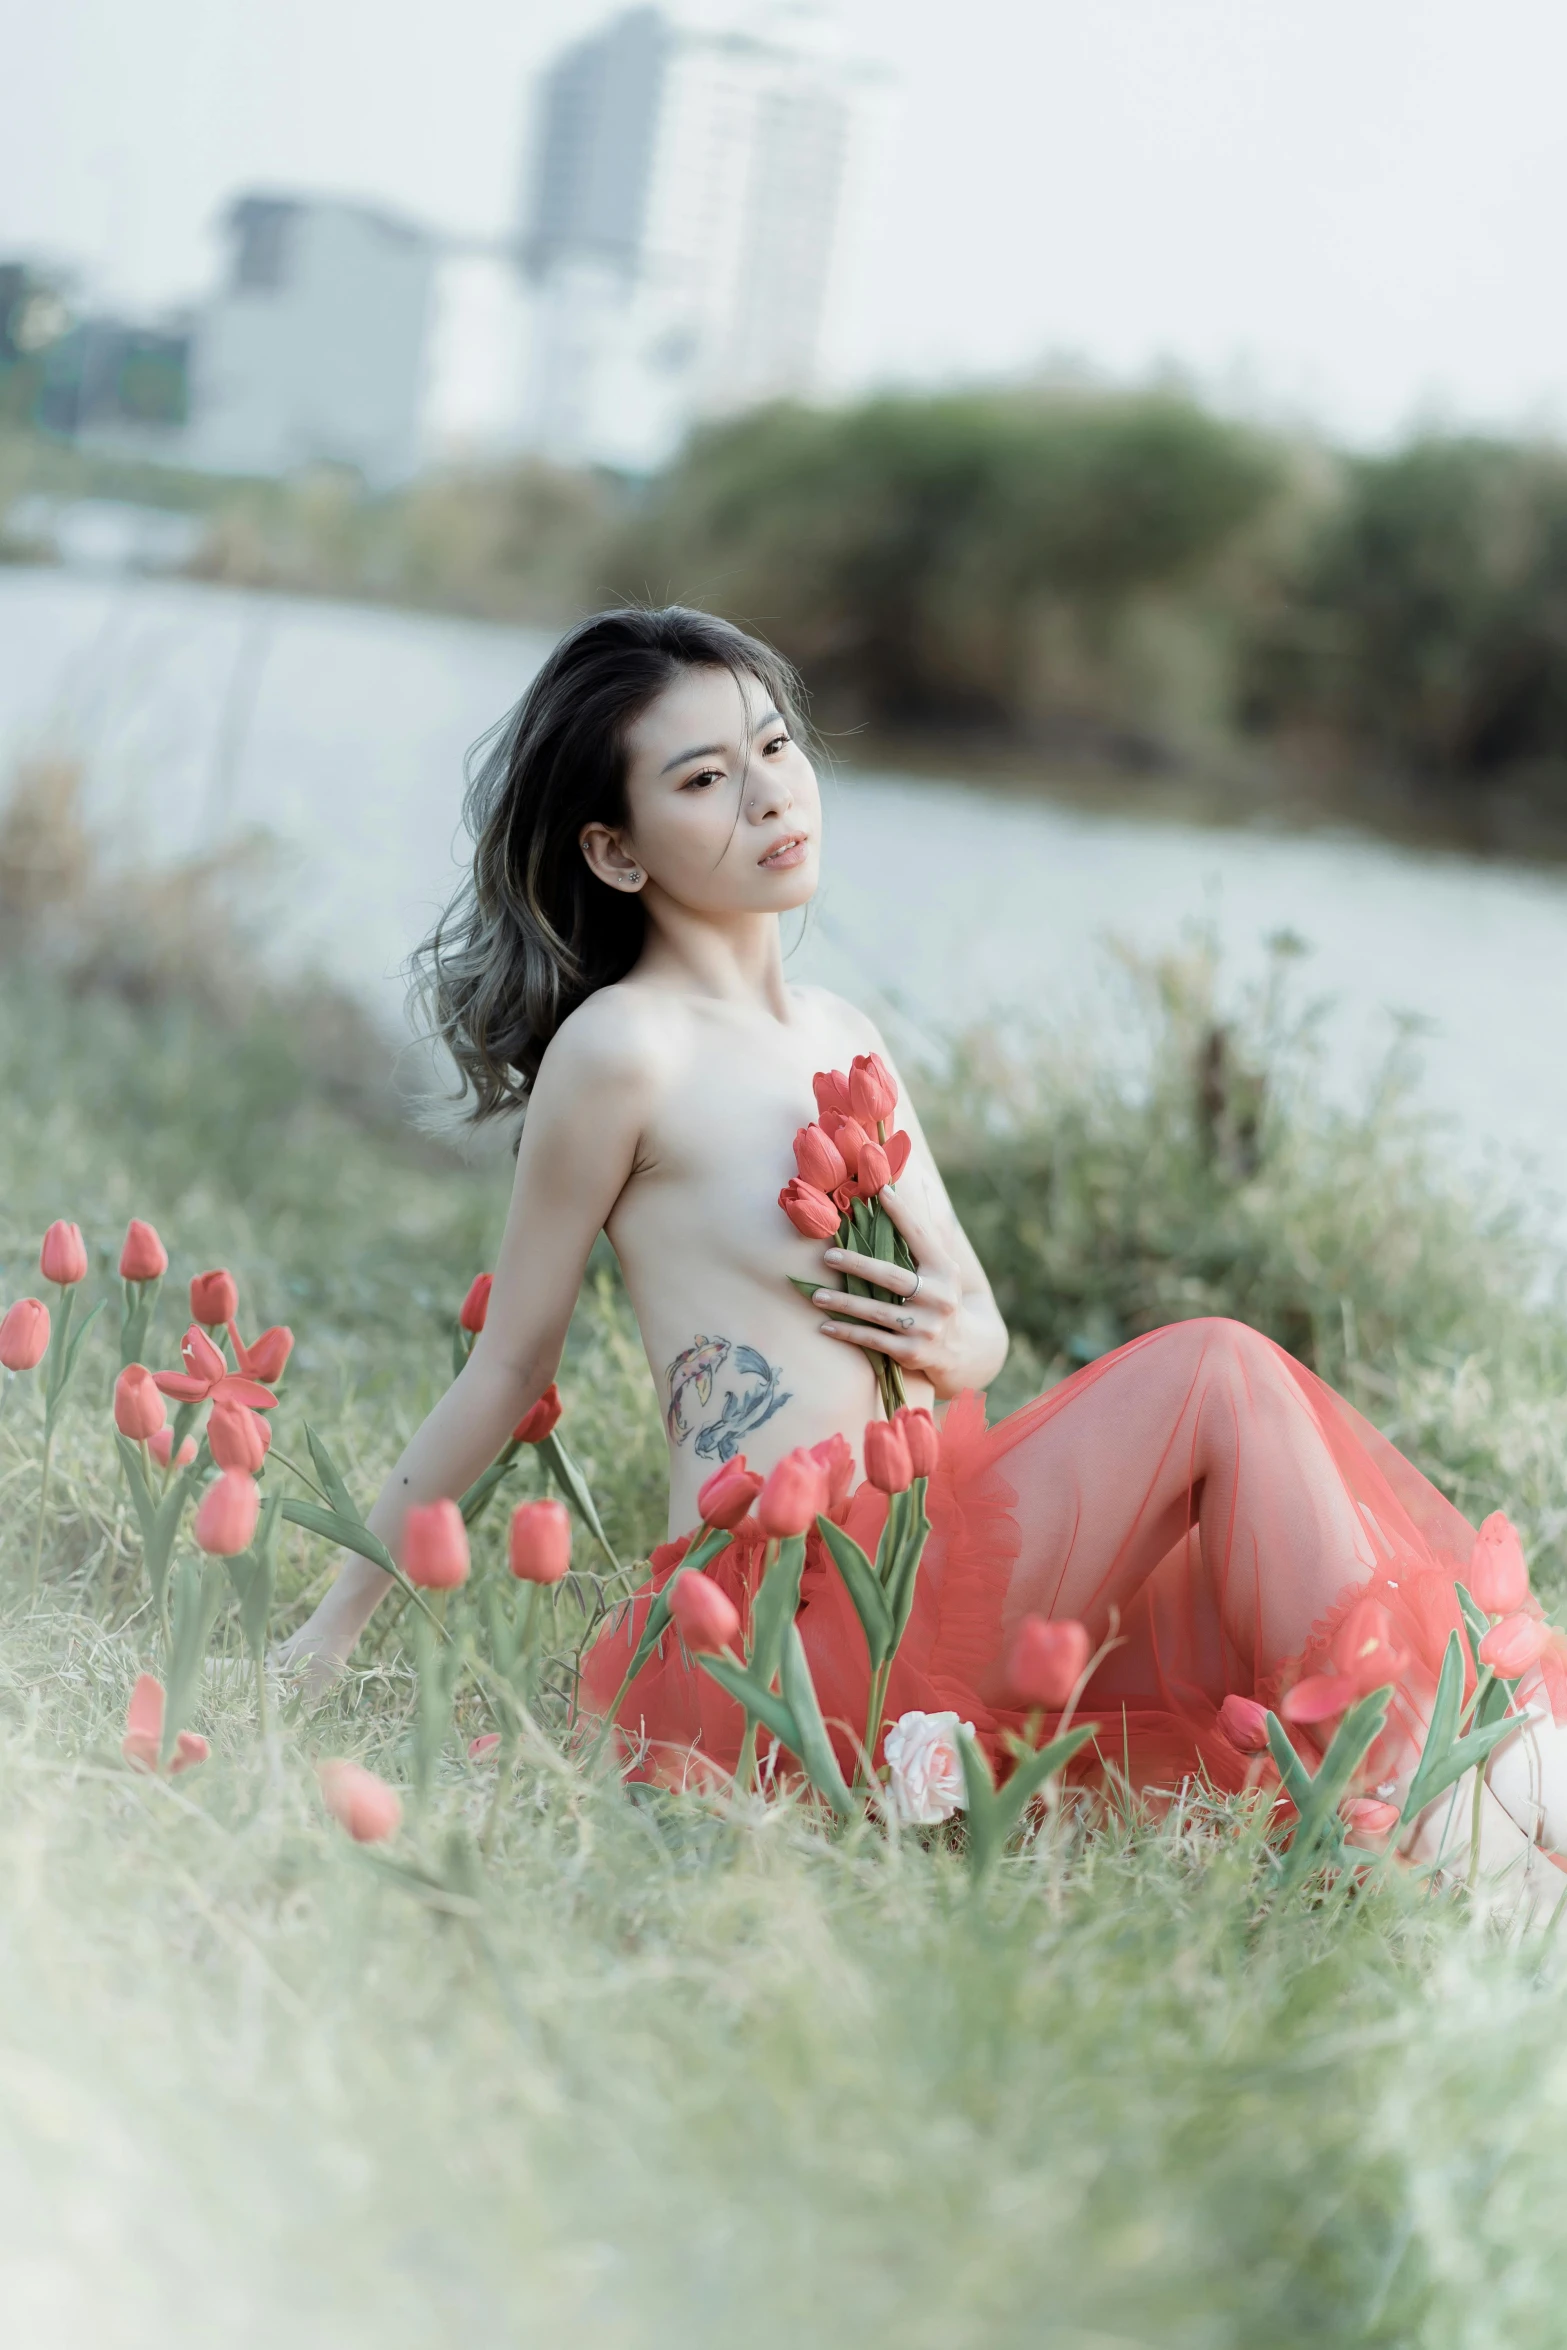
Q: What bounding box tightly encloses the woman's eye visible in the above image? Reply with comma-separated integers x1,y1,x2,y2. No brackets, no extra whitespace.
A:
681,769,721,791
763,733,790,755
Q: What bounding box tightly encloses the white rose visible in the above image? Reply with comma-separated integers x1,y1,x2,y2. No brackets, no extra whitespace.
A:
882,1709,972,1826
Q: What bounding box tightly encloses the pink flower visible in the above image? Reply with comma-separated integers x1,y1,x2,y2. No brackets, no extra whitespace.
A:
669,1570,742,1655
512,1384,562,1444
812,1068,853,1120
1218,1693,1272,1753
793,1122,849,1194
153,1325,278,1413
698,1456,764,1530
122,1674,208,1774
848,1052,898,1128
40,1221,88,1286
227,1321,294,1384
822,1112,871,1177
0,1297,50,1371
1282,1597,1410,1725
852,1139,892,1199
807,1432,855,1516
1479,1612,1552,1678
883,1709,969,1825
1342,1797,1401,1844
149,1428,197,1471
863,1419,913,1495
468,1733,501,1761
207,1400,271,1473
113,1364,166,1441
893,1406,939,1480
189,1268,238,1327
1006,1616,1091,1710
883,1129,912,1183
403,1499,470,1589
779,1178,840,1241
194,1469,261,1557
317,1759,402,1842
459,1273,492,1333
509,1497,572,1584
755,1449,829,1538
119,1219,168,1282
1468,1512,1530,1616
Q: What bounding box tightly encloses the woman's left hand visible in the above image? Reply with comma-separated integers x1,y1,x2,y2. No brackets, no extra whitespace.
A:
811,1180,972,1397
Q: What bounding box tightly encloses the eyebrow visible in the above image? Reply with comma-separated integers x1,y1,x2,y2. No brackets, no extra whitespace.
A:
658,708,784,775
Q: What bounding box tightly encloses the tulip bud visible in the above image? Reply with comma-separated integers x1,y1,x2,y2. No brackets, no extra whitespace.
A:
755,1449,829,1538
40,1221,88,1286
697,1456,764,1530
848,1052,898,1127
854,1141,892,1198
468,1733,501,1761
1217,1692,1272,1752
778,1179,841,1241
807,1432,854,1516
669,1570,742,1655
893,1406,939,1480
317,1759,402,1843
149,1427,198,1471
509,1497,571,1584
208,1400,271,1473
232,1323,294,1384
1468,1511,1530,1616
512,1383,563,1444
119,1219,169,1282
1341,1797,1401,1842
812,1067,853,1120
176,1325,227,1386
0,1297,50,1371
403,1498,470,1589
793,1122,849,1194
823,1112,869,1177
1006,1616,1091,1709
122,1673,208,1774
194,1467,261,1556
863,1419,913,1494
113,1364,166,1442
459,1273,493,1333
190,1268,238,1327
884,1129,912,1183
1479,1611,1552,1678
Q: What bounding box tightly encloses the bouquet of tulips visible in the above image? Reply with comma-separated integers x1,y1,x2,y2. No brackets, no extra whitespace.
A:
779,1052,917,1418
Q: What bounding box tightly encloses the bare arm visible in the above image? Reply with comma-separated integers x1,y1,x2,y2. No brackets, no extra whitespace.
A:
280,1005,651,1676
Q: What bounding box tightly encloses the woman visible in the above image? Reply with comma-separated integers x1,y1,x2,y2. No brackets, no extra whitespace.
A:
286,606,1567,1905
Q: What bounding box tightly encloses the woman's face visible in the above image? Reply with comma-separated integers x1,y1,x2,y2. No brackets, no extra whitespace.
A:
581,664,821,917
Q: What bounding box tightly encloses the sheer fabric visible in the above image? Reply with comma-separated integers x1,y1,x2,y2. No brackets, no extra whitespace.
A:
580,1318,1561,1838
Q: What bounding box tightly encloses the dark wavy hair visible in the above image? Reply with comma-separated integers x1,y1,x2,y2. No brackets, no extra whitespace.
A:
409,605,807,1130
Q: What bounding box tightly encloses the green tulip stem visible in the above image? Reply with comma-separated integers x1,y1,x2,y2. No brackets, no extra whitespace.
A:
28,1424,54,1597
481,1733,517,1858
255,1650,271,1745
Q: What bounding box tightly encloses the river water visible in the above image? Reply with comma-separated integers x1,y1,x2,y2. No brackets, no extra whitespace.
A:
2,567,1564,1218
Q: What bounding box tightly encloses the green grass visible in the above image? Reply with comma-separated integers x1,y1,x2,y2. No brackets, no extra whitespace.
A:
6,953,1567,2346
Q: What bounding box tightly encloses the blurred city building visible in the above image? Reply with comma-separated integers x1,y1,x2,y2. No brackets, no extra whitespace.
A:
519,4,877,472
183,195,436,485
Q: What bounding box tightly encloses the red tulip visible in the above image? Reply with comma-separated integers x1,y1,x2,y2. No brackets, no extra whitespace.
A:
1342,1797,1401,1843
848,1052,898,1127
807,1432,855,1515
853,1140,892,1198
402,1498,470,1589
822,1112,870,1177
228,1321,294,1384
863,1419,913,1494
1480,1612,1552,1678
190,1268,238,1327
113,1364,166,1441
153,1324,277,1412
1007,1616,1091,1709
884,1129,912,1183
669,1570,742,1655
1217,1692,1272,1753
779,1178,840,1240
317,1759,402,1842
149,1428,197,1471
812,1067,852,1120
122,1674,208,1774
756,1449,829,1538
509,1497,571,1584
1282,1596,1412,1725
793,1122,849,1194
698,1456,764,1529
208,1400,271,1473
468,1733,501,1761
40,1221,88,1286
893,1406,939,1479
512,1383,563,1444
194,1468,261,1557
0,1297,50,1371
1468,1512,1530,1616
119,1219,168,1282
460,1273,493,1333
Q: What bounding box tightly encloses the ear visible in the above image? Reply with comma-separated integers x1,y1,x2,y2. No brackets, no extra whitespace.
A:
579,822,645,894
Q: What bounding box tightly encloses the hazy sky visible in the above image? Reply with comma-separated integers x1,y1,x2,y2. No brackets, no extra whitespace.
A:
4,0,1566,444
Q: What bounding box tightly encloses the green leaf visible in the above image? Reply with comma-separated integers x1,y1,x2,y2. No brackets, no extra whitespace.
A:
1263,1712,1316,1814
458,1446,521,1527
451,1325,469,1382
1275,1686,1391,1890
695,1650,802,1757
1401,1634,1466,1821
1454,1582,1489,1678
161,1555,227,1764
778,1624,855,1817
281,1496,395,1576
816,1514,893,1668
989,1722,1099,1844
886,1479,932,1648
538,1431,621,1570
1403,1711,1527,1820
304,1424,365,1527
594,1533,736,1726
747,1534,807,1692
58,1296,105,1390
956,1727,1001,1878
872,1201,896,1264
113,1432,159,1545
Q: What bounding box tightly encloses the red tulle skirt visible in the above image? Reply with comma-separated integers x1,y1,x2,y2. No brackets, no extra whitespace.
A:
579,1317,1528,1804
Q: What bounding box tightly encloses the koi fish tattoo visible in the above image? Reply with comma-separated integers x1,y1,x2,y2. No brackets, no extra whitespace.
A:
665,1334,792,1462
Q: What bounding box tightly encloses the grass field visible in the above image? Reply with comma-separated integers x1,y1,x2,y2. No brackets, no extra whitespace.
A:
5,916,1567,2347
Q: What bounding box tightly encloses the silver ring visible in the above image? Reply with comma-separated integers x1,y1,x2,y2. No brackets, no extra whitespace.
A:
908,1270,921,1301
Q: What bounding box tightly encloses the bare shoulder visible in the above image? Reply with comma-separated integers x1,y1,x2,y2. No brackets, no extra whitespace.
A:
790,982,890,1057
535,981,679,1099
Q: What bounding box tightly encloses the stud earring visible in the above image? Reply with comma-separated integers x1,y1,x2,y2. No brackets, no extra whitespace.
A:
626,869,643,888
